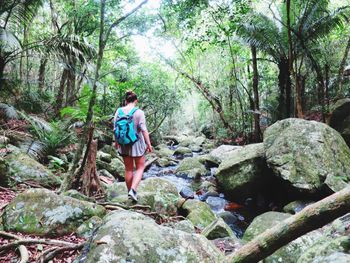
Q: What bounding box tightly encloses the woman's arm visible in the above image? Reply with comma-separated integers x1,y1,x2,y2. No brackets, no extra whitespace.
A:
142,130,152,152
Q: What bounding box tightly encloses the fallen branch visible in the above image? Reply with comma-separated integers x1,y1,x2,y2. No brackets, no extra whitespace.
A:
39,242,85,263
228,186,350,263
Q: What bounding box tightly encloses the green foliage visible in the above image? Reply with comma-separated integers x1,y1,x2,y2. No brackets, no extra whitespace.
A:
60,85,107,122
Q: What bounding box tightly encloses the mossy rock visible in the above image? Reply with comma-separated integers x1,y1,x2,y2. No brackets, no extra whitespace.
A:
283,200,314,214
96,157,125,179
175,157,208,179
328,98,350,147
82,210,224,262
264,118,350,193
76,216,103,238
2,189,106,236
298,236,350,263
174,146,193,156
243,211,322,263
106,178,180,216
201,217,235,240
181,199,216,230
62,190,93,202
3,152,61,187
209,145,242,161
216,143,268,200
97,151,112,163
155,144,174,158
163,220,196,234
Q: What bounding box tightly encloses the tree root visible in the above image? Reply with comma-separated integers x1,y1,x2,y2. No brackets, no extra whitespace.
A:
18,245,29,263
38,242,85,263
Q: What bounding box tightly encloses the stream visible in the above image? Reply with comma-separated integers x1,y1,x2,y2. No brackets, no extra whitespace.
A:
143,149,252,238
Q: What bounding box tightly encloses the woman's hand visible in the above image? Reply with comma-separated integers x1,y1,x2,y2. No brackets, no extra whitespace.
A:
146,144,153,153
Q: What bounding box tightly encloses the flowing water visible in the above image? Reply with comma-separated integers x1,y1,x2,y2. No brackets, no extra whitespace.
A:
143,152,251,238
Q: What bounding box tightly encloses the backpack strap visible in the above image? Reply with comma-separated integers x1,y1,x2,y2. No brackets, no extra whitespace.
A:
117,108,125,117
128,107,138,116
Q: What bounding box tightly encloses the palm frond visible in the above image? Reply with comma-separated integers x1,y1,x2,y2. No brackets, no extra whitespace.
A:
0,28,21,51
0,0,43,28
237,13,287,61
0,103,18,120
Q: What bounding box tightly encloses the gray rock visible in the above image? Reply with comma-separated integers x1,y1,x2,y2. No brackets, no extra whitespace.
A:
201,218,235,240
97,151,112,163
0,136,9,144
155,144,174,158
174,146,193,157
176,157,207,179
83,210,224,262
264,118,350,193
106,178,180,216
1,151,61,187
283,200,314,214
181,199,217,230
96,157,125,179
2,189,106,235
209,145,242,161
163,220,196,234
328,98,350,147
206,196,226,213
76,216,103,238
62,190,93,202
180,186,194,199
190,145,202,153
216,143,267,200
243,211,322,263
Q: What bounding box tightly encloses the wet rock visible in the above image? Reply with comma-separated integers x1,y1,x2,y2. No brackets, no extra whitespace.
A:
328,98,350,146
2,189,106,235
181,199,216,229
178,136,195,147
243,211,322,263
198,191,220,202
179,186,194,199
202,218,235,240
197,154,221,168
209,145,242,161
283,200,314,214
174,146,193,157
1,151,61,187
163,220,196,234
98,169,115,180
97,151,112,163
175,157,207,179
216,143,268,200
264,118,350,193
206,196,226,213
155,144,174,158
100,144,119,159
190,145,202,153
194,136,206,146
218,211,238,226
156,157,173,167
106,178,180,216
76,216,103,238
83,210,224,262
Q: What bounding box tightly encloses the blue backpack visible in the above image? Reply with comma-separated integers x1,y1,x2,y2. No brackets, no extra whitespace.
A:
114,107,138,145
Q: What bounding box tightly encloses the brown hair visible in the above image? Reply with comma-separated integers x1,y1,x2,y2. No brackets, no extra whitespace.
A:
125,90,137,103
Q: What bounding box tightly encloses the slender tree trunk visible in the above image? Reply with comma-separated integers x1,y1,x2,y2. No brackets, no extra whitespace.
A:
55,69,68,116
251,46,261,142
38,58,48,91
228,186,350,263
277,59,290,120
335,35,350,97
0,58,5,91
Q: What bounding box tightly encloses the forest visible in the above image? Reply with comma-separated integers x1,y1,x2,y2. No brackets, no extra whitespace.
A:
1,0,350,262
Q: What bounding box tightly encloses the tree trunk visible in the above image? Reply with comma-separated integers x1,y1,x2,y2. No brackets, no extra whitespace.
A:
81,138,104,197
335,35,350,98
228,186,350,263
0,58,5,91
55,68,68,116
277,59,290,120
251,45,261,142
38,58,48,91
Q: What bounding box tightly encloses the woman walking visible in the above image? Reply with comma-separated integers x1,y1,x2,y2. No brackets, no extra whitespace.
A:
113,90,152,202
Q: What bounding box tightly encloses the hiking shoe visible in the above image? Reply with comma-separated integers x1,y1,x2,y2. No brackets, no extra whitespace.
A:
128,189,138,202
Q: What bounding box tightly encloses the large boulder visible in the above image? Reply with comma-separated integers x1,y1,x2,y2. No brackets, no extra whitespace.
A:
209,145,241,162
96,157,125,179
0,151,61,187
243,211,322,263
328,98,350,146
174,146,193,157
180,199,216,229
154,144,174,158
82,210,224,262
106,178,180,216
264,118,350,193
216,143,269,200
175,157,208,179
2,189,106,235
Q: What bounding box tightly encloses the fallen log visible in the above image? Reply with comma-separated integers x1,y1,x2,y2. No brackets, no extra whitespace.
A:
228,186,350,263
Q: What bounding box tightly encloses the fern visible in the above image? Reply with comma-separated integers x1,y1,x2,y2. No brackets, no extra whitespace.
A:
0,103,18,120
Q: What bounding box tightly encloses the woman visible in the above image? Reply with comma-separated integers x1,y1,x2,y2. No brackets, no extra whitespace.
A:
113,90,152,202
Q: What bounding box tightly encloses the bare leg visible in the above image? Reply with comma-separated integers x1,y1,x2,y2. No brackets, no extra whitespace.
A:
122,156,134,191
131,156,145,191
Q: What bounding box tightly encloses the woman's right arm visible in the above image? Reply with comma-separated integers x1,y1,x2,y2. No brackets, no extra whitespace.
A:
142,130,152,152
